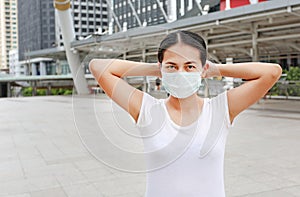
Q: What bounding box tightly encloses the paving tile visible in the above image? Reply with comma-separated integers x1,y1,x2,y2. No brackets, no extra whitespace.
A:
283,185,300,197
0,194,31,197
62,183,101,197
239,189,298,197
0,179,29,196
30,187,67,197
0,160,24,181
27,176,61,192
0,96,299,197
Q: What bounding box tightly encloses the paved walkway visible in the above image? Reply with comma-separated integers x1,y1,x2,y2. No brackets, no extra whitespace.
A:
0,94,299,197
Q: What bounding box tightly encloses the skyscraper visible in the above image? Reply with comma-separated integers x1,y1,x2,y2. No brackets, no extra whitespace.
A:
0,0,18,69
112,0,169,31
111,0,220,32
71,0,109,40
18,0,56,61
18,0,109,62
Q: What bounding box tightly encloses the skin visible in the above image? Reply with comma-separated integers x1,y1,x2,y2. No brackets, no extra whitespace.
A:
89,42,282,126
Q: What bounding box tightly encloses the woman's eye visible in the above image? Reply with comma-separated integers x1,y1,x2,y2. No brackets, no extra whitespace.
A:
167,65,176,69
187,65,196,70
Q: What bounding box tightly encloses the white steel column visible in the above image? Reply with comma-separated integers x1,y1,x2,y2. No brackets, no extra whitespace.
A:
54,0,89,94
40,62,47,76
31,63,37,76
167,0,177,22
225,0,231,10
128,0,142,27
155,0,169,22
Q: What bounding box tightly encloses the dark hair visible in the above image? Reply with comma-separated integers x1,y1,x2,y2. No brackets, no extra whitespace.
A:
157,30,207,66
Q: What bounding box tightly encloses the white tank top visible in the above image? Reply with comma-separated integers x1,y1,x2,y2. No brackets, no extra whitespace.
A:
136,91,233,197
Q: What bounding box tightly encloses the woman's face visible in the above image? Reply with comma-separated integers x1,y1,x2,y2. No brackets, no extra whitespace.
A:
161,43,203,73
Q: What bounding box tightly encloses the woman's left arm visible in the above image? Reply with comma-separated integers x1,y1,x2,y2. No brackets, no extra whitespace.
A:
213,62,282,122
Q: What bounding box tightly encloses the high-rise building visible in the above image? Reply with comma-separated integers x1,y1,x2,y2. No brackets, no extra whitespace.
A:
112,0,169,31
18,0,56,62
71,0,109,40
0,0,18,69
111,0,220,32
18,0,109,62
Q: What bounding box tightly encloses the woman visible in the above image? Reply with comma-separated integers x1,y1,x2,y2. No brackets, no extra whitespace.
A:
89,31,282,197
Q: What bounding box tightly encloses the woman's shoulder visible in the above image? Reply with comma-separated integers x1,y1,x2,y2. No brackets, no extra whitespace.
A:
142,92,166,105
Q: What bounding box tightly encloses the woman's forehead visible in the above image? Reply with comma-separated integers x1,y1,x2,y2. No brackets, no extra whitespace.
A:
163,43,201,63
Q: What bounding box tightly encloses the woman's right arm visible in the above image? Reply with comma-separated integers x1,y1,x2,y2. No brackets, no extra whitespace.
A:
89,59,160,122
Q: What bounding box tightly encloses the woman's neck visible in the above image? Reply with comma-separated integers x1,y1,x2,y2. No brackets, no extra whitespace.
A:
166,94,203,112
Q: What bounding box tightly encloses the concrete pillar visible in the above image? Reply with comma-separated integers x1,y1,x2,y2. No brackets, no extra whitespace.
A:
31,63,37,76
287,55,291,68
251,23,259,62
40,62,47,76
7,82,11,97
54,0,89,94
142,49,148,92
32,81,37,96
47,83,52,95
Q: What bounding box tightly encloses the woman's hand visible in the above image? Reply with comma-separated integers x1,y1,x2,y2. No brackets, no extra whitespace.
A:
201,60,221,78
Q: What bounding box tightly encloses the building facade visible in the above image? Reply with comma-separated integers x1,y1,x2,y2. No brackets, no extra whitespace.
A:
111,0,220,32
18,0,56,62
8,49,18,75
71,0,109,40
112,0,169,31
0,0,18,69
18,0,109,72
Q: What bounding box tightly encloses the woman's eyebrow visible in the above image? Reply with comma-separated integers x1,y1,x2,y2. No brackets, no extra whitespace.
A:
185,61,197,64
164,62,177,65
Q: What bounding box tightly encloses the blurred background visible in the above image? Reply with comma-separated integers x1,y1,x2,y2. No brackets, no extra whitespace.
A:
0,0,299,98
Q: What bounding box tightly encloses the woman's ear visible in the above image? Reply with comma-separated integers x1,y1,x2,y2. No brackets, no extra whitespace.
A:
157,62,161,68
157,62,162,78
201,61,210,78
203,61,210,71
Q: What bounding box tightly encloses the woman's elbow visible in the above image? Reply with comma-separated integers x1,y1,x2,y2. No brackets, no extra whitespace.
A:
89,59,98,74
271,64,282,80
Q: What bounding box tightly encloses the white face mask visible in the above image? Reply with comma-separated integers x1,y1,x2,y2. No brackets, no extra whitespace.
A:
161,71,202,98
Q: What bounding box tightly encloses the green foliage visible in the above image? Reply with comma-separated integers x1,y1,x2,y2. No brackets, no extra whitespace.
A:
286,67,300,81
22,87,72,96
51,88,72,95
37,89,46,96
270,66,300,96
22,87,33,96
63,90,73,95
